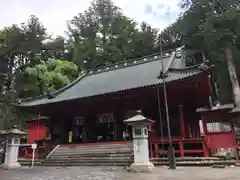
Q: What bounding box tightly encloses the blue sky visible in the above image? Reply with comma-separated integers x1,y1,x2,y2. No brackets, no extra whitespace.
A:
0,0,181,37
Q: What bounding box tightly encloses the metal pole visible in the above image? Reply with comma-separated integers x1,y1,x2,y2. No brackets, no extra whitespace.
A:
159,35,176,169
31,149,35,168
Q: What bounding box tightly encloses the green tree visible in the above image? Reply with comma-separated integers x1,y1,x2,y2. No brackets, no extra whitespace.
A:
0,94,28,129
22,59,78,97
0,15,48,96
41,36,66,60
130,22,158,57
67,0,159,70
196,0,240,108
168,0,240,105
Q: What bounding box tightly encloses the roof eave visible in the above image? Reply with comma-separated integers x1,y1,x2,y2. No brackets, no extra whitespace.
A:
17,70,206,108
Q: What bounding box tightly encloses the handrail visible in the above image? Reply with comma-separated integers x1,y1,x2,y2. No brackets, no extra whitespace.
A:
46,144,60,159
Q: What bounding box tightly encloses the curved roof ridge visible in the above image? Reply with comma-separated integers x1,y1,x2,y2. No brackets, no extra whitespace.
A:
16,46,202,107
87,50,175,75
17,72,88,104
87,54,171,76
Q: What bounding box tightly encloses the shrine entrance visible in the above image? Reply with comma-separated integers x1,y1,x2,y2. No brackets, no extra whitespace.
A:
96,113,117,141
72,117,86,143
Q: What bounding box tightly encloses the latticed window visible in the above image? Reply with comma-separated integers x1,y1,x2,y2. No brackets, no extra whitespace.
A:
97,113,115,124
206,122,231,133
74,117,84,126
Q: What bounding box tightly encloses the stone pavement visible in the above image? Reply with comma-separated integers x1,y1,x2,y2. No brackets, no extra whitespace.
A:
0,166,240,180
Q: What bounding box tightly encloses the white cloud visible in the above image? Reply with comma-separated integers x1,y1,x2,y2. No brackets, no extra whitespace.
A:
0,0,181,36
114,0,181,30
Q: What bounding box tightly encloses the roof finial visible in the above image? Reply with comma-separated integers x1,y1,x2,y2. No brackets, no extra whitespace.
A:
12,125,18,129
136,110,142,115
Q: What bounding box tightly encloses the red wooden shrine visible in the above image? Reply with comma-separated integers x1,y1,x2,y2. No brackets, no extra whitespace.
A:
17,48,240,159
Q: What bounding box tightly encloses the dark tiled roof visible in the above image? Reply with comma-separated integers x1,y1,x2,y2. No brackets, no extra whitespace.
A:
18,47,205,107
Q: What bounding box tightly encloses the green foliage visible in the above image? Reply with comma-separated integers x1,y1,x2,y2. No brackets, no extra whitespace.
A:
0,0,163,129
23,59,78,97
0,94,29,129
3,0,240,127
67,0,159,69
168,0,240,104
41,36,65,60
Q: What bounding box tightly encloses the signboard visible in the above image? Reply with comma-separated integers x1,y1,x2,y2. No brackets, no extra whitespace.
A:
31,143,37,150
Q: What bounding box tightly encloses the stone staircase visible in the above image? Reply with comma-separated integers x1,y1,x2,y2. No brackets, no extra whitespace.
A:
34,142,134,166
151,157,236,166
18,141,236,167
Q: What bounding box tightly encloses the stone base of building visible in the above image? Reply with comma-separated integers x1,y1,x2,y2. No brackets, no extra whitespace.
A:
1,162,21,169
129,162,154,173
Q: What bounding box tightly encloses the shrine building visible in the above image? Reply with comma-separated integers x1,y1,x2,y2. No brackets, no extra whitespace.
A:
17,46,240,159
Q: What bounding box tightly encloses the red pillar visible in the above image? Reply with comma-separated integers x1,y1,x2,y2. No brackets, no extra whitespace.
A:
179,142,184,157
201,116,209,157
230,123,239,160
201,116,207,135
202,141,209,157
178,105,185,138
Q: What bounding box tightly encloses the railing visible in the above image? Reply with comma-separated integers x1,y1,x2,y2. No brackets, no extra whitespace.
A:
19,141,55,159
149,136,208,158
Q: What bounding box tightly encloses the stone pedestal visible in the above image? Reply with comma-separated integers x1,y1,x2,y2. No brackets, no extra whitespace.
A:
2,138,21,169
0,126,26,169
124,110,155,173
130,162,154,173
2,162,21,169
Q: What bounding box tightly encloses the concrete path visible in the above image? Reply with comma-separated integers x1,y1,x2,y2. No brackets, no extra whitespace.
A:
0,166,239,180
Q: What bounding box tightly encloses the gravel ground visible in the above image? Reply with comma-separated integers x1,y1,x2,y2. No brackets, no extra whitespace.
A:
0,166,239,180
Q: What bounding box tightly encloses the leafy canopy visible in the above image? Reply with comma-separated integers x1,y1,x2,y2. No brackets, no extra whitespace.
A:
24,59,78,96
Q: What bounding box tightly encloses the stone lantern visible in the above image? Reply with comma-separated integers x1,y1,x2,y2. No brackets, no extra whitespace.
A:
1,125,26,169
123,110,155,173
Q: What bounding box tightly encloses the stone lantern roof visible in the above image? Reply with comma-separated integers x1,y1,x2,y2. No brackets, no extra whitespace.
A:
123,110,155,126
0,125,26,137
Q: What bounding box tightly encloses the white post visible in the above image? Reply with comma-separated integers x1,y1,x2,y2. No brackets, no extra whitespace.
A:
31,143,37,168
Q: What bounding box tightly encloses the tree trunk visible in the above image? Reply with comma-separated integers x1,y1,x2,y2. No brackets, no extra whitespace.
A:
224,40,240,108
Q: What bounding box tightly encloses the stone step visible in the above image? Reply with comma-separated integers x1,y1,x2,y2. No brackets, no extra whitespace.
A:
49,153,132,158
19,159,236,167
59,143,133,147
39,162,130,166
152,160,235,166
54,150,133,155
44,159,133,163
52,149,133,156
55,146,133,153
49,155,133,160
18,159,44,166
47,158,133,163
58,143,133,150
42,142,134,167
19,161,43,166
19,158,133,167
56,144,133,149
150,157,226,162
